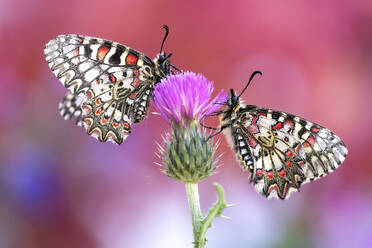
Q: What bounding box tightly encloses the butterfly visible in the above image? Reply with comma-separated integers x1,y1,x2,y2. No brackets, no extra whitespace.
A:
44,25,180,144
214,71,347,199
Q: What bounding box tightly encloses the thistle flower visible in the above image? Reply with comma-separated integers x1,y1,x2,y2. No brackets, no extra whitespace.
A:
153,72,229,248
153,72,227,183
153,72,227,127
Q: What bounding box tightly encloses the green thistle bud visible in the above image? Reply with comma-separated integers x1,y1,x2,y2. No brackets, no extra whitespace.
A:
153,72,227,183
157,122,219,183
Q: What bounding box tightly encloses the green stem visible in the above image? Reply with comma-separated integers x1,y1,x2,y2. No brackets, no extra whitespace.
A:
185,182,229,248
198,183,227,246
185,182,203,247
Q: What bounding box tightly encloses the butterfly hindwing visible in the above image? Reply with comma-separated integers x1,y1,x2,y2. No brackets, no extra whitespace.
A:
45,34,160,144
58,92,84,126
223,99,347,199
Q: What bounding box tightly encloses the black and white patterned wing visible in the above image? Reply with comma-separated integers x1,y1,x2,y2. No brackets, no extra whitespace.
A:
58,92,84,126
229,105,347,199
44,34,156,144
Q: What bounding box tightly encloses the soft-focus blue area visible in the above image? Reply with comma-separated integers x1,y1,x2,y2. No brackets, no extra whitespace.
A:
6,146,62,216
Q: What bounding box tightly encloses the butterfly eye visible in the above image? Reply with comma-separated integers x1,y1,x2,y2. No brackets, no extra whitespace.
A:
158,54,166,63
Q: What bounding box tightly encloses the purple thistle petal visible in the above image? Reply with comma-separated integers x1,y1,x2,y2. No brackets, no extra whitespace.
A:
153,72,228,126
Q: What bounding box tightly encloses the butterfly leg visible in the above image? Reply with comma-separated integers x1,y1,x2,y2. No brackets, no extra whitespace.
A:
200,123,219,130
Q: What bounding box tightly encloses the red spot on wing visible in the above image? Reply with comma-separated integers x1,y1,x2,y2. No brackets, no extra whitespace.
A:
112,122,119,128
109,74,116,82
285,159,293,168
129,92,137,100
285,150,294,158
247,125,259,134
307,135,315,146
131,79,141,88
285,120,294,127
123,122,130,130
267,171,273,180
125,53,138,65
95,99,102,105
252,116,259,124
279,169,286,177
311,127,320,133
295,144,301,153
272,122,283,130
256,169,263,177
132,70,139,77
87,91,93,99
97,46,109,61
258,112,267,117
298,161,305,166
248,136,257,148
73,47,79,56
101,116,108,124
95,108,102,115
97,79,101,84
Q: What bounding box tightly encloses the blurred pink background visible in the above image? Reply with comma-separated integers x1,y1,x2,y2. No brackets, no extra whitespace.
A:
1,0,371,247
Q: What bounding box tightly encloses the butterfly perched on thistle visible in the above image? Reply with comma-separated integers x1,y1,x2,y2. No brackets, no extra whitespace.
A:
44,25,180,144
211,71,347,200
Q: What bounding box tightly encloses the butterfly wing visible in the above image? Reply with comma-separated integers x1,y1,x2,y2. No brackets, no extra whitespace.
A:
44,34,156,144
58,92,84,126
229,105,347,199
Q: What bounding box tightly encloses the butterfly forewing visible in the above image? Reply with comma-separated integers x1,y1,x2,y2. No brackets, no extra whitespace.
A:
223,100,347,199
45,34,161,144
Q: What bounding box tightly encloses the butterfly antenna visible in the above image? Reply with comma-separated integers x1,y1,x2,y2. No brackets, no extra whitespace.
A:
207,129,224,141
170,64,182,72
160,25,169,53
204,110,227,117
238,70,263,98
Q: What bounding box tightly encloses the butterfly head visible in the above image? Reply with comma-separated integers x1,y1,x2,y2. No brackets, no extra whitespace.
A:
154,52,172,77
225,71,262,111
229,89,240,106
220,71,262,127
225,89,241,115
153,25,182,79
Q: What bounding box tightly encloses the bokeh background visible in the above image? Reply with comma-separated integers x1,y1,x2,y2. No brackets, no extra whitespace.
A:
1,0,371,247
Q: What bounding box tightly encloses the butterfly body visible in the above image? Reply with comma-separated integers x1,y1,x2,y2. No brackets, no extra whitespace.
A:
44,31,176,144
220,89,347,199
